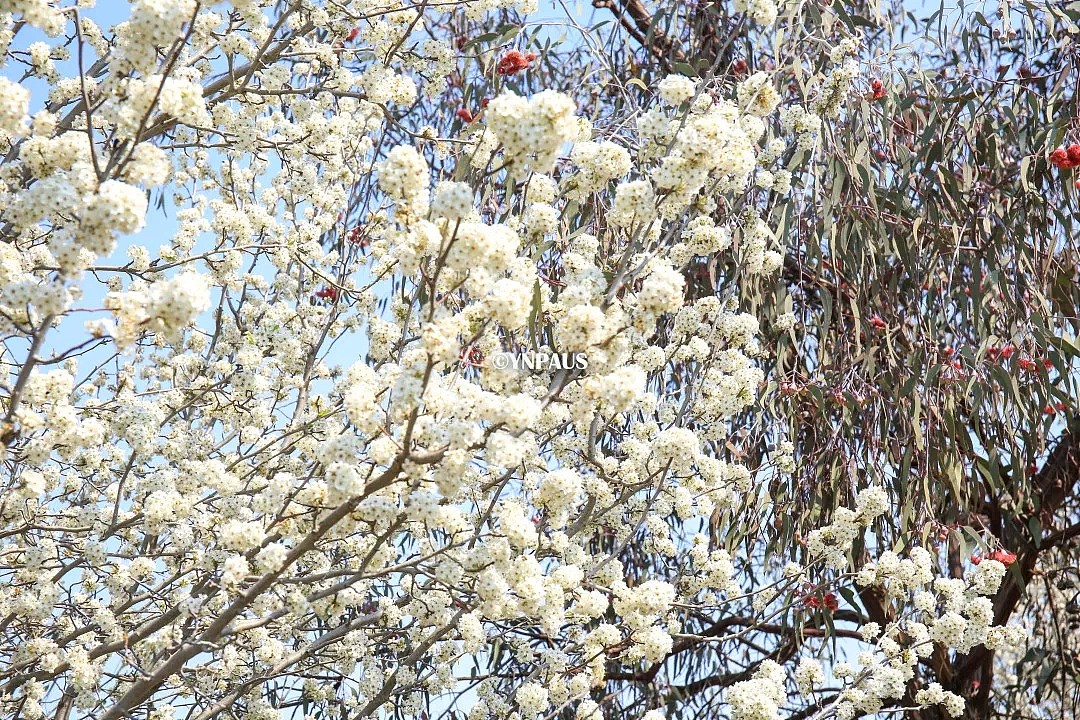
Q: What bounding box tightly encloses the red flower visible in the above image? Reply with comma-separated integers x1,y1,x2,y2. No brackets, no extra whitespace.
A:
779,381,800,396
990,549,1017,566
998,343,1015,359
496,50,536,76
1016,356,1037,372
1068,144,1080,164
1051,148,1072,168
732,59,749,76
869,315,887,330
971,553,982,565
480,97,490,108
802,592,838,612
315,286,339,301
870,78,886,100
456,108,474,123
459,346,483,367
346,27,360,42
345,227,370,248
1044,404,1056,415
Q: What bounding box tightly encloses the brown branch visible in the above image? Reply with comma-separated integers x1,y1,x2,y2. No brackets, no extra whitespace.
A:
927,415,1080,717
591,0,687,69
606,612,865,685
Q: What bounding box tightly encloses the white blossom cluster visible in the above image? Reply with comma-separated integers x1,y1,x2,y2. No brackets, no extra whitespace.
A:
766,492,1030,720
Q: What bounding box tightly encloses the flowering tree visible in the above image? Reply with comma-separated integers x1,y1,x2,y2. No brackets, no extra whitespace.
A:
0,2,1042,720
715,2,1080,717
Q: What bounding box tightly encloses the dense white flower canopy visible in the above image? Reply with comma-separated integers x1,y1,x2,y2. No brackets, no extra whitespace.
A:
0,2,1029,720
